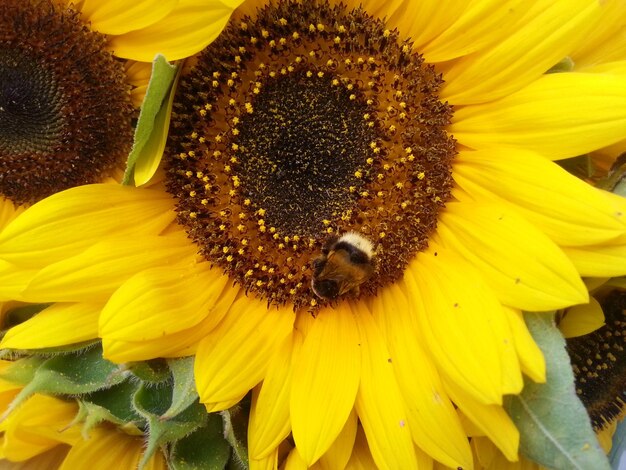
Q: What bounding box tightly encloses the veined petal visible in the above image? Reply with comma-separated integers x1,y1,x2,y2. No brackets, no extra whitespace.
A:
0,261,37,302
22,232,195,303
354,307,417,470
371,282,473,469
100,261,228,341
108,0,244,61
564,244,626,277
407,247,504,404
441,0,603,105
103,282,239,362
558,297,605,339
444,379,520,462
291,303,361,465
345,427,378,470
2,395,81,461
283,447,308,470
59,427,164,470
0,185,175,268
1,303,100,350
438,202,587,310
249,447,278,470
318,410,358,470
505,308,546,384
195,297,294,405
450,69,626,158
453,148,626,246
362,0,467,52
249,336,294,459
0,446,69,469
79,0,177,36
421,0,525,63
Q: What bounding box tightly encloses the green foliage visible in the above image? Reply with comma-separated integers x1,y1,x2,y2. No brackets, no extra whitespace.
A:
164,357,198,419
222,404,250,470
122,54,179,186
127,359,171,383
169,415,231,470
505,313,610,470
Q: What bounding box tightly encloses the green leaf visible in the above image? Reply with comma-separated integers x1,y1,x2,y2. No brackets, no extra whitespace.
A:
122,54,179,186
0,356,45,384
163,357,198,419
127,359,171,383
504,313,610,470
133,383,208,469
169,415,231,470
221,403,250,470
81,380,144,433
1,345,127,421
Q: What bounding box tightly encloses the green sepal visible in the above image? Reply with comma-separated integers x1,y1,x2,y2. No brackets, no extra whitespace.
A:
80,380,144,435
163,357,198,419
127,359,171,383
504,313,610,470
221,402,250,470
16,339,102,355
546,56,575,74
168,414,231,470
1,345,127,421
122,54,179,186
0,355,45,384
133,383,209,469
1,303,50,330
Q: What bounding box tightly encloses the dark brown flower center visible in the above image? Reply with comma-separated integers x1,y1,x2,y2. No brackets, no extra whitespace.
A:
566,289,626,430
0,0,134,205
166,0,456,310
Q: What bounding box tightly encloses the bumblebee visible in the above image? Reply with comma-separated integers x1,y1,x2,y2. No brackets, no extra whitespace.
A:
311,232,375,300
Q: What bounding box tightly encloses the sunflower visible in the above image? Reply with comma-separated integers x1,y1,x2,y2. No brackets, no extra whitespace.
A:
0,0,242,207
2,0,626,468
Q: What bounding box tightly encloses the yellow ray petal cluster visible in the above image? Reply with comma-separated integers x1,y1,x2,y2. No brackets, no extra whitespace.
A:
1,0,626,468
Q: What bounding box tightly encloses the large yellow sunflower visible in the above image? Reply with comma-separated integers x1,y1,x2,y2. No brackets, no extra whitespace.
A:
1,0,626,468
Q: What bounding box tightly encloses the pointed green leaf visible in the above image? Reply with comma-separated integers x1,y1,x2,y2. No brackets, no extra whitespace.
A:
163,357,198,419
169,415,230,470
81,380,144,433
122,54,179,186
128,359,171,383
0,356,45,384
221,403,250,470
504,313,610,470
133,383,208,469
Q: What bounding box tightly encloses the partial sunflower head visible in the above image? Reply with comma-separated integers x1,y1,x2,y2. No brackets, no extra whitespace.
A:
0,0,242,206
1,0,626,469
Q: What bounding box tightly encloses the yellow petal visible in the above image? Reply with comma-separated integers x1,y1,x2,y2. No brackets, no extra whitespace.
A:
291,303,361,465
0,185,175,267
59,427,164,470
2,395,81,461
0,261,37,302
0,199,23,232
0,446,69,470
283,447,308,470
318,409,358,470
345,427,378,470
108,0,244,61
371,282,473,469
354,305,417,470
564,243,626,277
444,379,520,462
22,232,195,303
505,308,546,384
361,0,467,51
79,0,177,36
421,0,526,63
195,297,294,405
450,69,626,158
453,148,626,246
1,303,100,350
406,247,504,404
249,336,294,459
103,281,239,362
558,297,605,339
441,0,603,105
438,202,588,310
100,261,227,341
249,446,278,470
